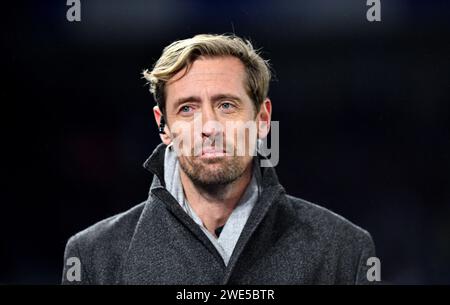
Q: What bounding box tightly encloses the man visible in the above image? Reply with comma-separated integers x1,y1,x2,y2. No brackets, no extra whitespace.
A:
62,34,377,284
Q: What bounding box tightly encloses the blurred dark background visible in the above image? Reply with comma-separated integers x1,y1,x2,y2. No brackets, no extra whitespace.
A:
2,0,449,284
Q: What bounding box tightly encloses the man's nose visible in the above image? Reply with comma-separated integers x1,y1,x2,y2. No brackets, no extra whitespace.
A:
201,106,221,138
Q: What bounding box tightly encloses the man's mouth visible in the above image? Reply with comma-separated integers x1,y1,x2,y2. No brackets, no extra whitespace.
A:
201,146,225,157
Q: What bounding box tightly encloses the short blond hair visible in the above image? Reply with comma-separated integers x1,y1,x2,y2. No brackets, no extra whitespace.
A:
143,34,271,114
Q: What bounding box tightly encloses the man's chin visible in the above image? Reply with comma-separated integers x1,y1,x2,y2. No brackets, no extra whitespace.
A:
185,160,232,184
178,154,249,186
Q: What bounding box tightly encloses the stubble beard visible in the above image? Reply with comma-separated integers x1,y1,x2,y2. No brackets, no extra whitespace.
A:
178,154,251,189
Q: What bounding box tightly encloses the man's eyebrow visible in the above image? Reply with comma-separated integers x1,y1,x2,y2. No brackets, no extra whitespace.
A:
211,94,242,103
173,96,202,110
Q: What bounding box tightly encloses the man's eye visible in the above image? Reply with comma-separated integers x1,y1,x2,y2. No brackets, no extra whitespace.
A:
220,102,235,110
180,105,192,113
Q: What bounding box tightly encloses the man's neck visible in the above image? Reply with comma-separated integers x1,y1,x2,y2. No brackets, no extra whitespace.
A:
179,162,253,237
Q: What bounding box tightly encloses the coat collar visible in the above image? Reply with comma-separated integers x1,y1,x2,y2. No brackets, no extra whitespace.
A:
120,143,285,284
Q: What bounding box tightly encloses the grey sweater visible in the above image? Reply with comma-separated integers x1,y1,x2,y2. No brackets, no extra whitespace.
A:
62,143,377,284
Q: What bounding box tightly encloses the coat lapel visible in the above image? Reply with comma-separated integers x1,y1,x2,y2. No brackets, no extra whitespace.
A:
221,166,285,284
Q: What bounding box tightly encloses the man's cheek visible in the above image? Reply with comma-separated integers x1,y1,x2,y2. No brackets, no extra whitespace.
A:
225,121,257,157
171,120,200,156
171,132,191,157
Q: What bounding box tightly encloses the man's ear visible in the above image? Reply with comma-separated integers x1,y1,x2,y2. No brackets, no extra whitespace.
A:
257,98,272,139
153,106,172,145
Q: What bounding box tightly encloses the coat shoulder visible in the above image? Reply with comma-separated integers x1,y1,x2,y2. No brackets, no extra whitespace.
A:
62,201,147,284
284,194,373,245
272,194,377,284
68,201,146,248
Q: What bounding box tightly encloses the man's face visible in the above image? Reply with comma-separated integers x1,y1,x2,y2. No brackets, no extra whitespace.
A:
161,56,268,186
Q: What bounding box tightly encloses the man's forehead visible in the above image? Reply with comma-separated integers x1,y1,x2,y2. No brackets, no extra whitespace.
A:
166,57,248,98
169,57,245,83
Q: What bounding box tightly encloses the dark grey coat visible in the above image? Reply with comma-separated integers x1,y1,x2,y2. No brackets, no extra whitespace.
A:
62,143,377,285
